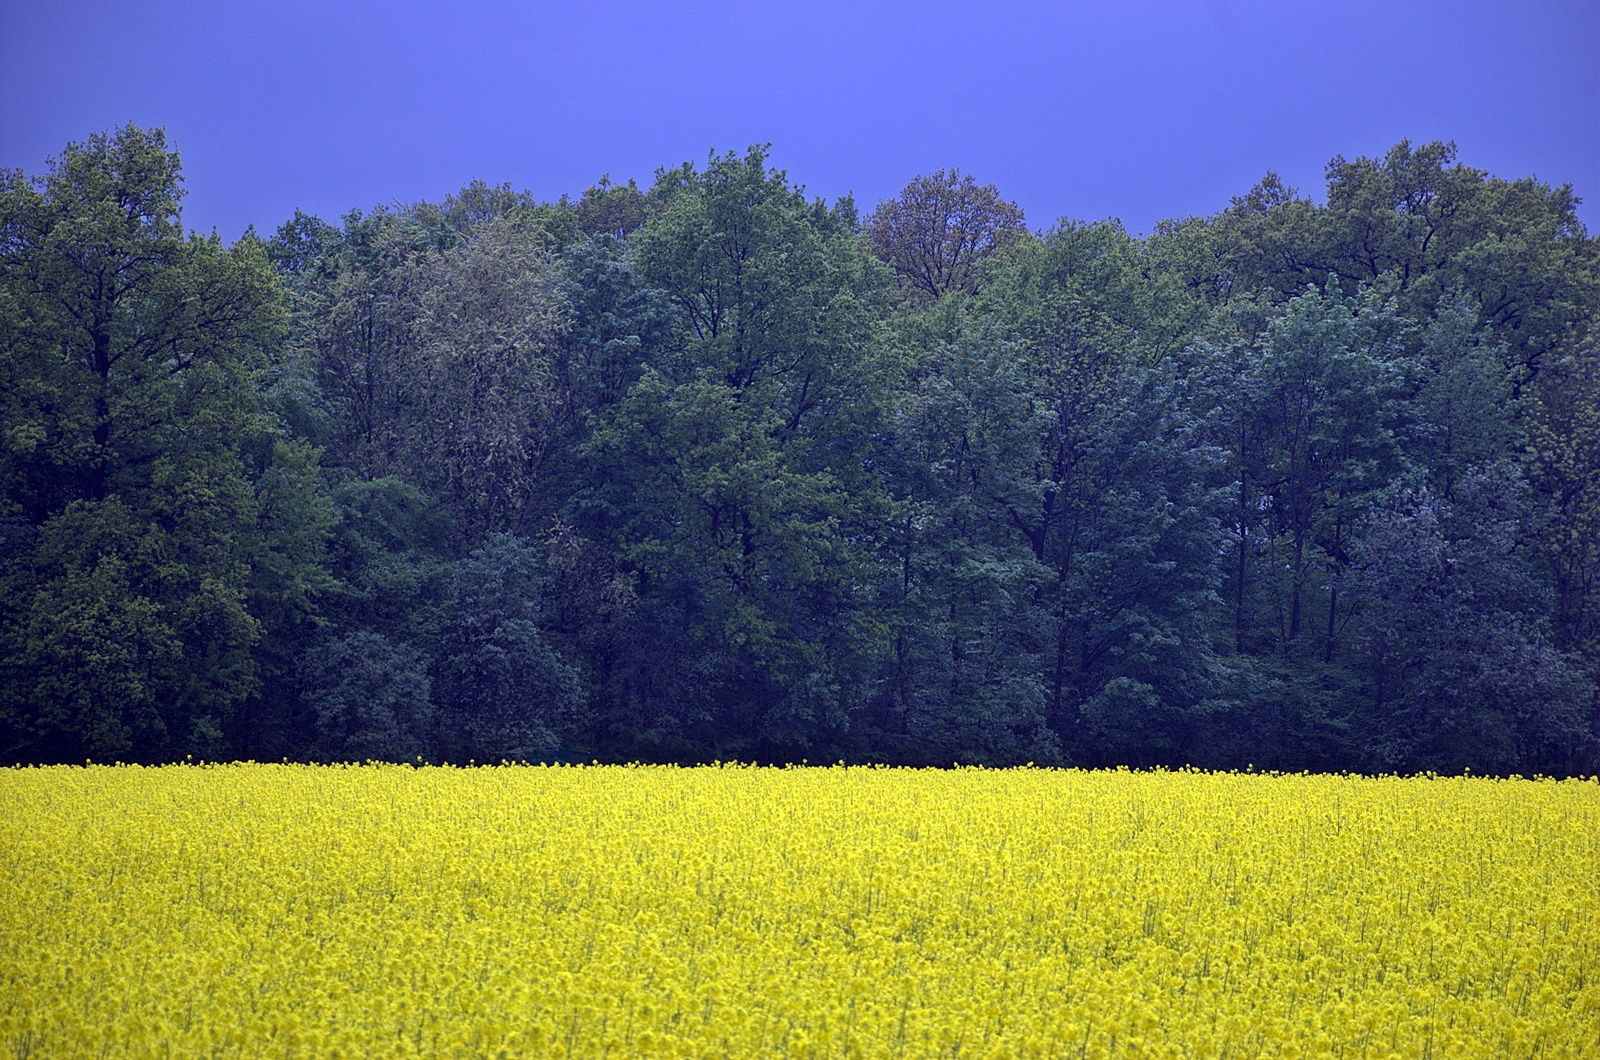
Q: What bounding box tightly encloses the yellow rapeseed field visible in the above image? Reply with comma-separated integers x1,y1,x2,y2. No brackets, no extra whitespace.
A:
1,764,1595,1059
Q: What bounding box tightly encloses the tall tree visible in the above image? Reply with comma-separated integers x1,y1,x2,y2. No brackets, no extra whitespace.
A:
0,126,322,762
870,312,1056,764
583,148,893,756
910,220,1222,763
298,629,433,762
281,207,419,480
1237,286,1411,662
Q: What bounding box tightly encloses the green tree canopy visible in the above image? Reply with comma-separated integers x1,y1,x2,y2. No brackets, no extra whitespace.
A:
0,126,326,761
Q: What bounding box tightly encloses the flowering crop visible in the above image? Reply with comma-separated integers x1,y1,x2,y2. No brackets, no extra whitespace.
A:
1,764,1595,1058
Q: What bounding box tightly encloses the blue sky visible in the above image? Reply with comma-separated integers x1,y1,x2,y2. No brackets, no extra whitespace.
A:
2,0,1595,239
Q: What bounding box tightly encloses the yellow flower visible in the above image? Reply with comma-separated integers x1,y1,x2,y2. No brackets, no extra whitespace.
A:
0,764,1594,1058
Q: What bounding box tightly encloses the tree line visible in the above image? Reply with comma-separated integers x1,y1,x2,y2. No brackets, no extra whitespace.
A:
3,126,1597,774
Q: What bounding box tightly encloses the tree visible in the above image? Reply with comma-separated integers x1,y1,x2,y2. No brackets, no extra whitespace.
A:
560,230,672,412
318,477,456,645
1346,465,1593,773
573,176,653,240
1318,141,1596,382
868,169,1026,301
1188,141,1599,384
955,221,1216,760
298,630,433,762
870,317,1057,764
5,502,183,760
583,147,893,756
277,206,417,481
1520,325,1600,772
404,215,569,537
276,204,571,538
435,533,584,761
9,125,1593,775
1236,286,1411,662
0,125,318,762
1409,293,1520,500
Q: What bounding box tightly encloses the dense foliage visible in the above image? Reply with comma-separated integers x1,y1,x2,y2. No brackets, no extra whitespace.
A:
3,127,1597,773
3,763,1595,1057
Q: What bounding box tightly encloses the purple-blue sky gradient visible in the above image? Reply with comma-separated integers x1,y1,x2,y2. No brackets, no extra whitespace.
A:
3,1,1596,240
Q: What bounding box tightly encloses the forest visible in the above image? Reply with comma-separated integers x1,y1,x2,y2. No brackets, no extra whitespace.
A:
2,125,1596,775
